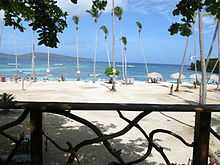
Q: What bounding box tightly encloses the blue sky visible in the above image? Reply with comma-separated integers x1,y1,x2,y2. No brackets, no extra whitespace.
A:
0,0,218,64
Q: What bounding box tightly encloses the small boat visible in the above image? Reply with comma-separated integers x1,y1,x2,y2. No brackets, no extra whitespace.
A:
8,63,20,67
89,73,101,77
53,64,64,67
116,64,136,68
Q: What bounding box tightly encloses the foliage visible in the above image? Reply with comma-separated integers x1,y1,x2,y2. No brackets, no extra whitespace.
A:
100,25,108,39
169,0,220,36
104,67,120,77
0,0,70,48
86,0,107,23
113,6,123,20
136,21,142,33
72,16,80,31
0,93,15,108
191,58,219,73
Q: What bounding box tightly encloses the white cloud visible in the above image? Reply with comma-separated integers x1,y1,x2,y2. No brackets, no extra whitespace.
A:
57,0,127,16
127,0,178,17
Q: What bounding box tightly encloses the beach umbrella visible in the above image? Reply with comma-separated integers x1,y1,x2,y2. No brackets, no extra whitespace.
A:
190,74,202,80
170,72,185,80
148,72,163,80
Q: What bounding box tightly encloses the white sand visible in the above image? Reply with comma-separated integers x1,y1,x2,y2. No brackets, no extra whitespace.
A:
0,80,220,164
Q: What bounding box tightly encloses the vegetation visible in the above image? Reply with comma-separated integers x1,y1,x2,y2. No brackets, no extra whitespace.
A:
113,6,123,21
0,0,107,48
104,67,120,78
0,0,68,48
190,58,219,73
104,66,120,84
0,93,15,109
169,0,220,37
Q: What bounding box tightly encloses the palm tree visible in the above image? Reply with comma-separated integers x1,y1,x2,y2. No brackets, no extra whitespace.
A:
113,6,123,21
86,8,101,83
100,25,111,67
113,6,124,81
175,37,189,91
136,21,148,81
72,16,80,81
193,23,198,85
121,36,128,83
111,0,116,91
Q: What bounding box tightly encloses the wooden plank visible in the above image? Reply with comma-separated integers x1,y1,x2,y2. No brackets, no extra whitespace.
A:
13,102,220,112
192,112,211,165
30,110,43,165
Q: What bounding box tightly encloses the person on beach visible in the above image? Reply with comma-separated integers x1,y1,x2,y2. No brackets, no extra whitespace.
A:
61,74,65,81
170,84,174,95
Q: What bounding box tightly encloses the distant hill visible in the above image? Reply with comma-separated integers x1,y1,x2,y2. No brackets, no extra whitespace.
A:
0,52,91,65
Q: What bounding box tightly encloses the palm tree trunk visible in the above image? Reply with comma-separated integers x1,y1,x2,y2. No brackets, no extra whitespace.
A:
139,32,148,81
193,24,198,84
218,22,220,89
47,47,50,80
32,31,36,82
76,29,80,81
176,37,189,91
111,0,116,91
14,30,18,78
198,11,207,104
206,21,219,68
105,39,111,67
93,27,98,83
121,43,125,80
124,48,128,84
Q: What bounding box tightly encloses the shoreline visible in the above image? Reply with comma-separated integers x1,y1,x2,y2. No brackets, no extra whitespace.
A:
0,80,219,104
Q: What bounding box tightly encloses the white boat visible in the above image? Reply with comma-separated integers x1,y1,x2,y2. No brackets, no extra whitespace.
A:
8,63,20,67
116,64,136,68
53,63,64,67
89,73,101,77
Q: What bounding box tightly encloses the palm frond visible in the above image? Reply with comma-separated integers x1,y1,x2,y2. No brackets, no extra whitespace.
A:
114,6,123,21
100,25,108,39
120,36,127,46
136,21,142,33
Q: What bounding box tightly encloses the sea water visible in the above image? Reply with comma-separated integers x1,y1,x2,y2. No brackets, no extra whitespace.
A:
0,60,195,82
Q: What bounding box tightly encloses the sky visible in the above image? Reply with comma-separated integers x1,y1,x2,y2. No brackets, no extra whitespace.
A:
0,0,218,65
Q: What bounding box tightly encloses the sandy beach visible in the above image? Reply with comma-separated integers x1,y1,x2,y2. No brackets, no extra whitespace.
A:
0,80,220,164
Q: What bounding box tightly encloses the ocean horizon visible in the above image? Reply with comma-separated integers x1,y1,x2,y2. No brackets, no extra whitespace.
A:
0,52,195,82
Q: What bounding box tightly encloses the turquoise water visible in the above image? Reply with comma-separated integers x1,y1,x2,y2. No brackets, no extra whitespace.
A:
0,59,195,82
